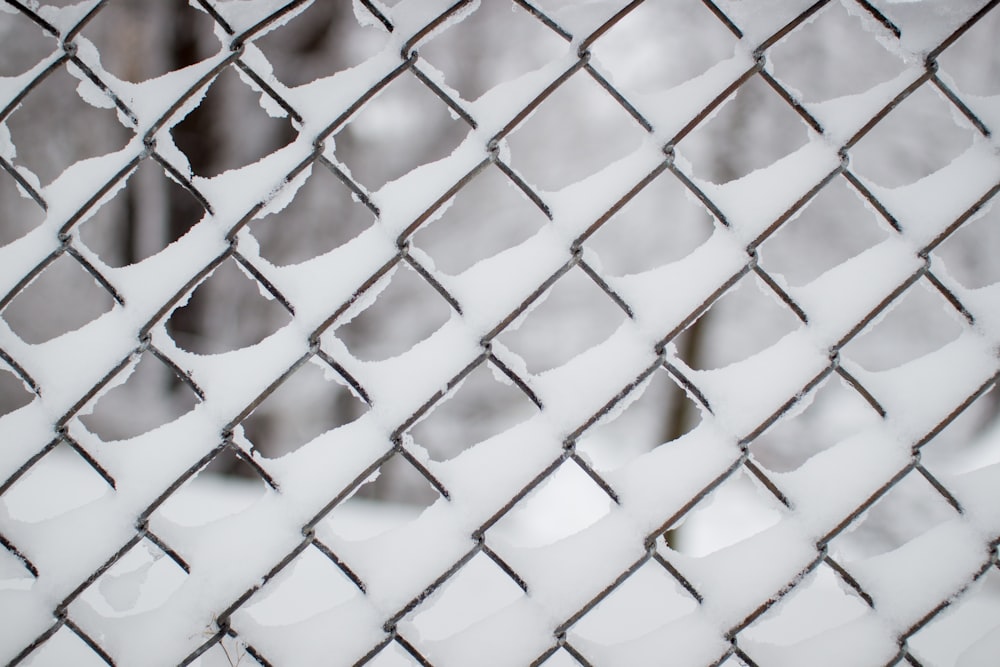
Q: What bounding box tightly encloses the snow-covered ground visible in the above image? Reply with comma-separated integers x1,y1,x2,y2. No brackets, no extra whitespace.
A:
4,419,1000,666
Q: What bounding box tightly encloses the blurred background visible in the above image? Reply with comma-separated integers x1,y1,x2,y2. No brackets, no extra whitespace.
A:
1,0,999,559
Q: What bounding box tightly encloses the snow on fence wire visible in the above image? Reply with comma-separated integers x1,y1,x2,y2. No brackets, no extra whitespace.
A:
2,0,1000,665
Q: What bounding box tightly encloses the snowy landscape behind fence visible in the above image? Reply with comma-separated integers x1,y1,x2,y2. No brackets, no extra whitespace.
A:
2,0,1000,665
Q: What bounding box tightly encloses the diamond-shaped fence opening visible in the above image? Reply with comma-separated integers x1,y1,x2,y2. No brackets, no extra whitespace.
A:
1,1,999,666
412,163,548,275
171,63,299,180
1,251,117,344
504,67,650,191
77,158,208,268
4,64,131,188
417,0,569,103
247,160,378,266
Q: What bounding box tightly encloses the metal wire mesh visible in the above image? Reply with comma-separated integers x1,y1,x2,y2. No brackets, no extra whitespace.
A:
1,0,999,665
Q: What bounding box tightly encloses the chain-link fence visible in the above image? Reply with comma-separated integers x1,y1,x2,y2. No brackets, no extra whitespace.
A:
2,0,1000,665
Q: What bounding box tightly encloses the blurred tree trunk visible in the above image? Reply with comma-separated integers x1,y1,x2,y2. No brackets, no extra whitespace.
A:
661,315,710,551
166,4,214,355
663,315,710,444
661,86,750,549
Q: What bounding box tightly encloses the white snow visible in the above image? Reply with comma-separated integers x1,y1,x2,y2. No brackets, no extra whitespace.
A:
2,0,999,665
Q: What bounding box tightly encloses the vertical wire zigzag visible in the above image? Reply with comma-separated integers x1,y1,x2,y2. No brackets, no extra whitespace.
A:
0,0,998,666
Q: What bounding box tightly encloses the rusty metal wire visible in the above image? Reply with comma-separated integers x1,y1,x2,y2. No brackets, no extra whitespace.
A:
1,0,999,665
